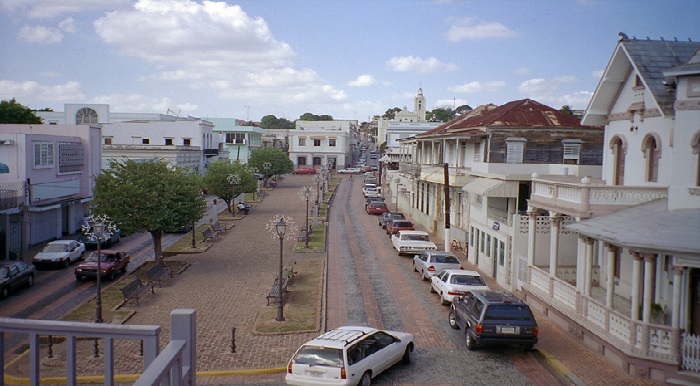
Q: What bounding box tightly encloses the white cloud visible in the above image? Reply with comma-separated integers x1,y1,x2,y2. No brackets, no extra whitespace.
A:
90,94,197,114
448,80,506,94
348,74,376,87
18,24,64,43
515,67,531,76
58,17,76,33
434,98,470,109
0,0,132,19
517,77,592,109
386,56,457,73
0,79,85,101
446,17,516,42
554,75,577,83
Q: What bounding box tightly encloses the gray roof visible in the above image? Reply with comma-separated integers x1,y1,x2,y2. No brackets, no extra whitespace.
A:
622,38,700,115
565,199,700,256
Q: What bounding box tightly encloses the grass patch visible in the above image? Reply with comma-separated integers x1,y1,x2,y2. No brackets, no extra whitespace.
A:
295,222,326,252
163,224,217,254
253,259,323,334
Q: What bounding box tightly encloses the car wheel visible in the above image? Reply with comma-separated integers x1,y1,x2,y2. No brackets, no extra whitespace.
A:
522,344,533,351
1,286,8,299
359,371,372,386
421,270,428,281
440,293,449,306
27,275,34,287
429,284,436,293
448,311,459,329
401,345,412,364
466,330,477,350
121,264,128,274
63,258,71,268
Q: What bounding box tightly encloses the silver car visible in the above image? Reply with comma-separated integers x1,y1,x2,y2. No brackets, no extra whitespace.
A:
412,251,462,281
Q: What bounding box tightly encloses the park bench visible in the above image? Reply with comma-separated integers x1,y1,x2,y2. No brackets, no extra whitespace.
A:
121,278,154,306
266,277,289,306
211,221,233,233
297,226,312,243
147,263,173,287
202,228,220,242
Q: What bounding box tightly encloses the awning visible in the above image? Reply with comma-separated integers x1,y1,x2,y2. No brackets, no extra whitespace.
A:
0,163,8,173
462,178,518,197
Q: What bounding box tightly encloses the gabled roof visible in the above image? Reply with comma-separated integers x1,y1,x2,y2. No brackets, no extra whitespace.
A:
417,99,591,139
584,36,700,125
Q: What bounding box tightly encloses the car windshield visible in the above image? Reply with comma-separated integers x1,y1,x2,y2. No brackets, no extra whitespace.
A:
392,221,412,227
293,346,343,367
406,235,429,241
451,274,486,286
86,253,116,262
483,305,534,321
43,244,69,253
432,254,459,263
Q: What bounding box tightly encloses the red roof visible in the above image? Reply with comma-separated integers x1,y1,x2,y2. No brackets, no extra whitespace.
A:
418,99,590,138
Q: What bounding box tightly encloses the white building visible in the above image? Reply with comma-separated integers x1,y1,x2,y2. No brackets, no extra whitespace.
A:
377,88,430,147
288,120,358,170
523,36,700,382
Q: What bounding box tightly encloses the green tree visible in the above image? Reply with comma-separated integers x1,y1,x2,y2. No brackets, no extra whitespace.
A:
260,115,294,130
91,159,206,264
455,104,473,115
203,159,257,213
382,107,401,120
560,105,576,116
0,98,43,124
248,147,294,186
427,107,455,122
298,113,334,121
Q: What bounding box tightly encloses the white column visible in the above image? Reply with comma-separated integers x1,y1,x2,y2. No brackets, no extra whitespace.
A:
642,254,656,323
630,252,642,320
671,266,683,329
605,243,616,308
584,237,594,296
548,213,561,277
527,208,537,267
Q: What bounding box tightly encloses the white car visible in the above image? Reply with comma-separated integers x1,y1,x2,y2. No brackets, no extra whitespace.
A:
413,251,462,281
391,230,437,256
430,269,489,305
362,183,377,197
33,240,86,268
286,326,414,386
338,168,362,174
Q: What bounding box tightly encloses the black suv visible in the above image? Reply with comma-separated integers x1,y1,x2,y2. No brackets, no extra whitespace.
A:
449,290,538,351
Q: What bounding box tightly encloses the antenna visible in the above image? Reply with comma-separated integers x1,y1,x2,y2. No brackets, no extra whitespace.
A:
244,105,251,121
166,108,181,117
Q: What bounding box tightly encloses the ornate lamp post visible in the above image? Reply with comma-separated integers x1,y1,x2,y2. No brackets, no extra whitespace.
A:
82,215,115,323
274,218,287,321
228,174,240,214
314,174,321,226
263,162,272,188
298,187,312,248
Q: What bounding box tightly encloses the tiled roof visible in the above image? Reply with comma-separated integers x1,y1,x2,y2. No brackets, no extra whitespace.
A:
417,99,590,138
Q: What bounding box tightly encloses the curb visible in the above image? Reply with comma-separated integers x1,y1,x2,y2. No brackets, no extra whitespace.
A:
534,348,585,386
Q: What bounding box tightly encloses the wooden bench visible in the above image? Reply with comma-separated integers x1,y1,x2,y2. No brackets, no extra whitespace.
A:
202,228,220,242
147,264,173,287
211,221,233,233
121,278,154,306
266,277,289,305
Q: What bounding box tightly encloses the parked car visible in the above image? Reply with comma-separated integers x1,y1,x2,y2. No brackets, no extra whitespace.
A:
391,230,437,256
364,177,378,185
366,201,389,215
33,240,86,268
362,183,377,197
79,228,122,249
430,269,489,305
0,261,36,299
386,220,415,236
413,251,463,281
369,165,378,171
75,250,130,281
449,290,538,351
293,168,317,175
364,187,380,198
338,168,361,174
378,211,404,228
286,326,414,386
366,196,385,210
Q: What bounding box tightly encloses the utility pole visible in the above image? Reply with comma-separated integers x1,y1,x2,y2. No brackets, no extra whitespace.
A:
244,105,251,121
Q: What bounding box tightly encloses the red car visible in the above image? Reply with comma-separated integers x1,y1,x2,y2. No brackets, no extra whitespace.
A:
386,220,415,236
293,168,317,175
366,201,389,215
75,250,130,281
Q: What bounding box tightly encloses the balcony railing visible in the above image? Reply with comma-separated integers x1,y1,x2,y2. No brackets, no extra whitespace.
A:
203,148,219,157
529,178,667,218
0,181,26,211
0,309,195,385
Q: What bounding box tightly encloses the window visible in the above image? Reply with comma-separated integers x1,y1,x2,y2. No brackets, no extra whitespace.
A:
474,142,481,162
692,131,700,186
499,240,505,266
104,137,112,145
506,138,526,163
642,134,660,182
142,138,150,145
562,139,582,165
313,138,321,146
75,108,98,124
165,138,173,146
58,142,84,173
480,231,485,253
298,137,306,146
34,143,54,168
227,133,245,144
610,136,626,185
183,138,191,146
486,234,491,256
329,138,336,147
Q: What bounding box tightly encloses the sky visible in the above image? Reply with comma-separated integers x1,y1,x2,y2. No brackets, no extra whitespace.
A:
1,0,699,123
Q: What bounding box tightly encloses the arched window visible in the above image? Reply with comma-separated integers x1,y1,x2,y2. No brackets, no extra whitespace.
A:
75,108,98,125
692,130,700,186
641,134,661,183
609,135,626,185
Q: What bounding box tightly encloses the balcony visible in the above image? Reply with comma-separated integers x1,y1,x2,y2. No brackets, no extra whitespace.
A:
528,176,667,218
0,181,26,211
202,148,219,157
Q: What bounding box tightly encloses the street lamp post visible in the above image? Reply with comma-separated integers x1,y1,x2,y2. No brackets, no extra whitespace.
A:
299,187,312,248
228,174,240,214
82,215,115,324
263,162,272,188
274,218,287,321
314,174,321,226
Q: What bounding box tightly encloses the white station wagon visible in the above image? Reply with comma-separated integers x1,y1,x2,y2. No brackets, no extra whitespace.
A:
391,230,437,256
286,326,414,386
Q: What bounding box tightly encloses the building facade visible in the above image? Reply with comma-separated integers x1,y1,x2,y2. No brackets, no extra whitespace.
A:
208,118,264,164
287,120,359,170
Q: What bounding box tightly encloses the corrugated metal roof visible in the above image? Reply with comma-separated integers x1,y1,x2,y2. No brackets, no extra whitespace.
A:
417,99,595,139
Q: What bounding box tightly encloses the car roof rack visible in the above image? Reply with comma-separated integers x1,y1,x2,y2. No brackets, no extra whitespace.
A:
317,329,368,345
